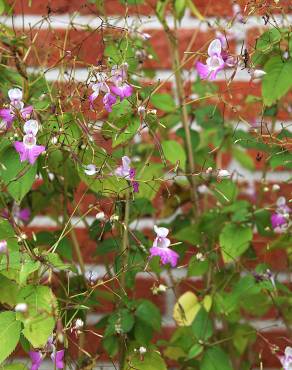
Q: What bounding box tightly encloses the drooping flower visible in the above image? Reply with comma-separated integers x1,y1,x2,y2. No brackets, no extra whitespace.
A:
15,302,28,313
89,73,110,109
196,39,226,81
278,346,292,370
149,226,179,267
110,63,133,100
271,197,290,233
14,134,45,165
103,92,117,112
116,156,132,179
29,337,64,370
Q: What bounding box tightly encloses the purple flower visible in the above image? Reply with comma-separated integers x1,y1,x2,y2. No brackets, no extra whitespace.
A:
103,93,117,112
24,119,39,135
14,134,45,165
51,350,65,369
8,88,23,106
149,226,179,267
196,39,225,81
115,156,132,179
271,197,290,233
271,213,287,229
14,205,31,223
132,181,139,193
278,346,292,370
29,351,43,370
111,83,133,100
89,73,110,109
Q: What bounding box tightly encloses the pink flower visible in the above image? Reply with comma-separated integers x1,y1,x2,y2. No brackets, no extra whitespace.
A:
103,93,117,112
29,351,43,370
196,39,225,81
149,226,179,267
111,83,133,100
51,350,65,369
278,346,292,370
271,197,290,233
110,63,133,100
89,73,110,109
14,134,45,165
115,156,139,193
115,156,132,179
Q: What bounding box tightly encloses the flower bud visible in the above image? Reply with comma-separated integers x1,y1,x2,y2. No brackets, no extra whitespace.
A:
15,303,28,313
217,169,230,178
0,240,7,254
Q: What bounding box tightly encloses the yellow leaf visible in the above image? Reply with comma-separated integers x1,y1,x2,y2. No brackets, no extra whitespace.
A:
173,291,200,326
203,295,212,312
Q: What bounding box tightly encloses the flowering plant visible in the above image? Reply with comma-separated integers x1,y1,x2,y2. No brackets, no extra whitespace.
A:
0,0,291,370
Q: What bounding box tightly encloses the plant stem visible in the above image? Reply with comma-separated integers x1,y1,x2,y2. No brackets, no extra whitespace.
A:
165,23,199,221
119,187,130,370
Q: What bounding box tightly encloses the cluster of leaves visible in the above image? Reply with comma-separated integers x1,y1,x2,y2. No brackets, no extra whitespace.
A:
0,0,291,369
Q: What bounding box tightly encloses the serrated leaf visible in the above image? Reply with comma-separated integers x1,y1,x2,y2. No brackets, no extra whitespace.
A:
0,312,21,364
262,56,292,106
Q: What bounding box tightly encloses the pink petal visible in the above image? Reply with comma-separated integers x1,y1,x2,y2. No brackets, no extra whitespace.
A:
29,351,42,370
14,141,28,162
149,246,179,267
196,62,211,80
51,350,65,369
27,145,45,165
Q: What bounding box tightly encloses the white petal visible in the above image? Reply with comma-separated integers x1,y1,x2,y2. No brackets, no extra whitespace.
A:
154,225,169,238
84,164,97,176
208,39,222,57
24,119,39,136
8,88,23,102
122,156,131,170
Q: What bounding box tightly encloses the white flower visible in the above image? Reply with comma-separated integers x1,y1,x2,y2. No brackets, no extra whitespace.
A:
84,164,98,176
218,169,231,178
15,303,28,312
95,211,105,221
75,318,84,330
250,69,266,80
272,184,280,191
139,347,147,354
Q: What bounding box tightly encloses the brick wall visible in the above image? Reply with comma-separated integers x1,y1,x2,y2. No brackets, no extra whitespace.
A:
2,0,291,369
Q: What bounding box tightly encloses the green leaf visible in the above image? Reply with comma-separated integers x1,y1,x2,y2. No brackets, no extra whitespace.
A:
262,56,292,106
102,335,119,357
255,29,282,53
174,0,186,20
150,94,175,112
219,224,253,263
175,225,200,244
213,180,238,204
125,348,167,370
0,275,19,306
0,312,21,364
16,286,57,347
112,118,140,147
161,140,186,170
191,307,213,341
135,300,161,330
201,347,233,370
19,260,40,286
187,343,203,359
0,219,18,252
0,0,6,15
188,256,209,277
1,364,28,370
0,147,37,202
136,163,163,200
232,147,255,170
